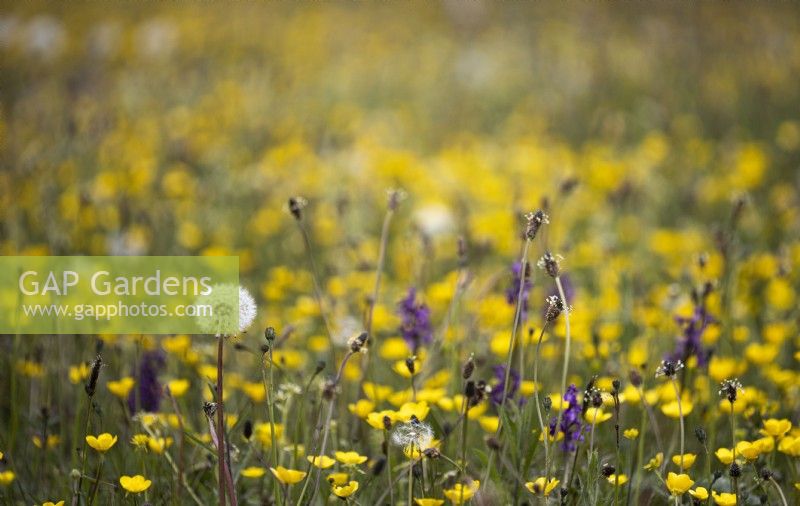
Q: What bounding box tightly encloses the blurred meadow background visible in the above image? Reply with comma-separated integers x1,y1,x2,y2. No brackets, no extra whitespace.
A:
1,1,800,505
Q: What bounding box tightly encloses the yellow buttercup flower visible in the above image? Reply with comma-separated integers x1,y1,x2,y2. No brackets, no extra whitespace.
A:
525,477,559,496
119,475,152,493
689,487,709,500
661,399,693,418
715,448,734,464
327,472,349,486
241,466,267,478
307,455,336,469
644,452,663,470
712,491,737,505
393,358,422,378
396,401,430,422
623,428,639,440
68,363,90,384
270,466,307,485
335,451,368,465
166,379,190,397
0,471,15,486
363,382,393,402
331,480,359,498
367,410,398,430
415,500,445,506
106,377,135,399
735,441,760,461
584,407,612,424
443,480,479,504
665,472,693,495
348,399,375,418
146,437,173,454
760,418,792,438
671,453,696,470
33,435,60,449
42,501,65,506
478,416,499,433
778,436,800,456
85,433,118,452
606,474,628,486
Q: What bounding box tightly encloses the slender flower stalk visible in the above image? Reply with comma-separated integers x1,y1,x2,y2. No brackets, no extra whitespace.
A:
532,323,550,483
288,196,337,367
300,333,366,504
552,272,571,476
719,378,743,505
768,476,789,506
216,337,228,506
670,377,685,469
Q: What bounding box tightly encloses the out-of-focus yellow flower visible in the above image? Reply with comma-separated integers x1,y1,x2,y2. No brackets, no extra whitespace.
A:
672,453,696,470
666,473,693,495
107,377,135,399
735,441,760,461
348,399,375,418
167,379,190,397
241,466,266,478
254,423,283,447
443,480,479,504
33,435,60,449
689,487,709,500
307,455,336,469
623,428,639,440
130,434,149,448
403,439,440,460
366,410,397,430
0,471,15,486
525,477,559,496
760,418,792,438
327,472,349,486
715,448,734,464
415,499,445,506
584,407,612,424
69,363,90,384
744,342,779,365
396,402,430,422
147,437,173,454
644,452,663,471
393,358,422,378
335,451,368,466
661,399,693,418
42,501,65,506
270,466,306,485
240,381,266,403
751,435,773,454
778,436,800,456
119,475,151,493
86,433,118,452
478,416,499,433
162,335,191,354
363,382,393,402
607,474,628,486
380,338,411,360
712,491,737,505
331,480,359,498
270,349,306,370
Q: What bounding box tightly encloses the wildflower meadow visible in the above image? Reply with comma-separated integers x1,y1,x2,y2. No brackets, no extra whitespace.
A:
1,2,799,505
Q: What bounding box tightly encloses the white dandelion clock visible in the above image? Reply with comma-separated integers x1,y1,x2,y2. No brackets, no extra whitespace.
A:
195,284,257,337
391,419,434,451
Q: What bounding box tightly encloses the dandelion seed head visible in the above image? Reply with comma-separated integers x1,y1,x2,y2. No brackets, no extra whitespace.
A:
390,419,433,449
195,284,258,337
